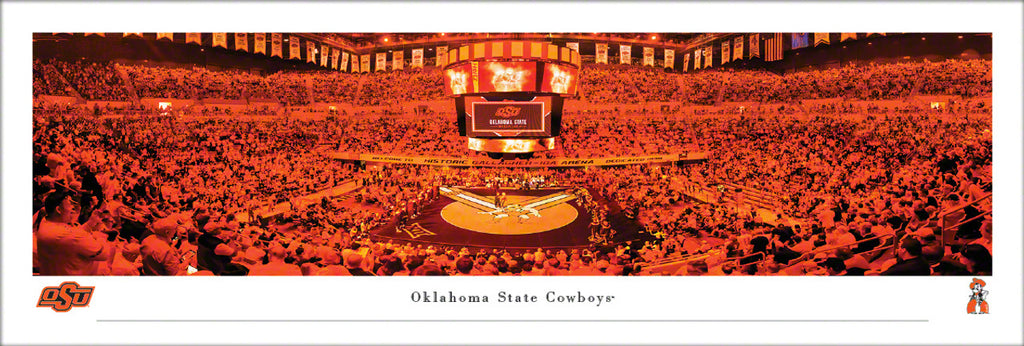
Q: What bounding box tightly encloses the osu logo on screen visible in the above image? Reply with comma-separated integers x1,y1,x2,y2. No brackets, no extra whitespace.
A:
495,106,521,118
37,282,94,312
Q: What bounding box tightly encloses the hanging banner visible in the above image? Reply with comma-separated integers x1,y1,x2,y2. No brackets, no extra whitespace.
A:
271,33,283,58
733,36,744,61
235,32,248,52
693,49,701,70
436,46,448,66
393,50,404,70
411,48,424,68
704,45,713,68
766,33,783,62
306,41,317,63
567,42,579,52
721,41,730,64
351,54,359,73
341,52,350,72
682,52,690,72
791,33,809,49
212,33,227,48
156,33,174,41
642,47,654,66
665,49,675,69
841,33,858,41
375,52,387,71
289,38,301,60
619,45,631,64
321,45,329,67
749,33,760,58
360,54,371,73
595,43,608,64
814,32,830,46
330,49,339,69
254,33,266,55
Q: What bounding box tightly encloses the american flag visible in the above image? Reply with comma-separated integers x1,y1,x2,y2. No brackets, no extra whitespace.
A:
766,33,783,62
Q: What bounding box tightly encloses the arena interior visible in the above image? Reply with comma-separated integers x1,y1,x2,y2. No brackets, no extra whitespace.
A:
32,32,992,276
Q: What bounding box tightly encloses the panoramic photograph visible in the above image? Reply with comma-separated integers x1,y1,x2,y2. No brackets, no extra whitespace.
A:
31,32,992,277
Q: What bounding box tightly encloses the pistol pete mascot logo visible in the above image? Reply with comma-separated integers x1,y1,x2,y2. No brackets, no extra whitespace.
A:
37,281,94,312
966,278,989,314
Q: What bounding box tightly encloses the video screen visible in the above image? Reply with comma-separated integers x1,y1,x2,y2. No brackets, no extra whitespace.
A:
463,96,553,137
477,61,537,93
444,63,472,95
540,63,579,96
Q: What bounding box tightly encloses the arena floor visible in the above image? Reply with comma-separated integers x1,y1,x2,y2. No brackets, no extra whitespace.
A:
370,187,648,250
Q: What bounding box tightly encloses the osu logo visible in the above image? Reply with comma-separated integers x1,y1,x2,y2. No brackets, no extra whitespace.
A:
37,281,94,312
495,106,522,118
966,278,989,314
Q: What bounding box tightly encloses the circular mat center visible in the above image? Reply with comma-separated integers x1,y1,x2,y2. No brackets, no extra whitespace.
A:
440,195,578,235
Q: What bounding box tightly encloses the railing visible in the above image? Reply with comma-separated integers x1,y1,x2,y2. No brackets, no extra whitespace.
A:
719,182,787,211
938,192,992,250
778,233,895,270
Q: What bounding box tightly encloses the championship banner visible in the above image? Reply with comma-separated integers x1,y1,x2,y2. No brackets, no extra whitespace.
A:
682,52,690,72
321,45,329,67
642,47,654,66
156,32,174,41
333,153,705,168
664,49,675,70
733,36,743,61
331,49,340,70
841,32,858,41
393,50,404,70
212,33,227,48
791,33,809,49
271,33,283,58
703,45,713,68
436,46,448,66
360,54,371,73
254,33,266,55
814,33,831,46
693,49,701,70
289,39,301,60
235,32,248,52
595,43,608,64
567,42,579,52
306,41,316,63
375,52,387,71
721,41,730,64
411,48,424,68
341,52,350,72
749,33,760,58
619,45,631,64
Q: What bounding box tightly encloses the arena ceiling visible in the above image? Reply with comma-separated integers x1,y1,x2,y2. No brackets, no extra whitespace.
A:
311,32,707,51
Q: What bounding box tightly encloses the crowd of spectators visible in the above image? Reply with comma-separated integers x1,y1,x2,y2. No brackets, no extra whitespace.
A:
354,68,445,106
35,59,991,107
578,64,679,104
31,57,992,277
49,59,132,101
33,59,74,97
